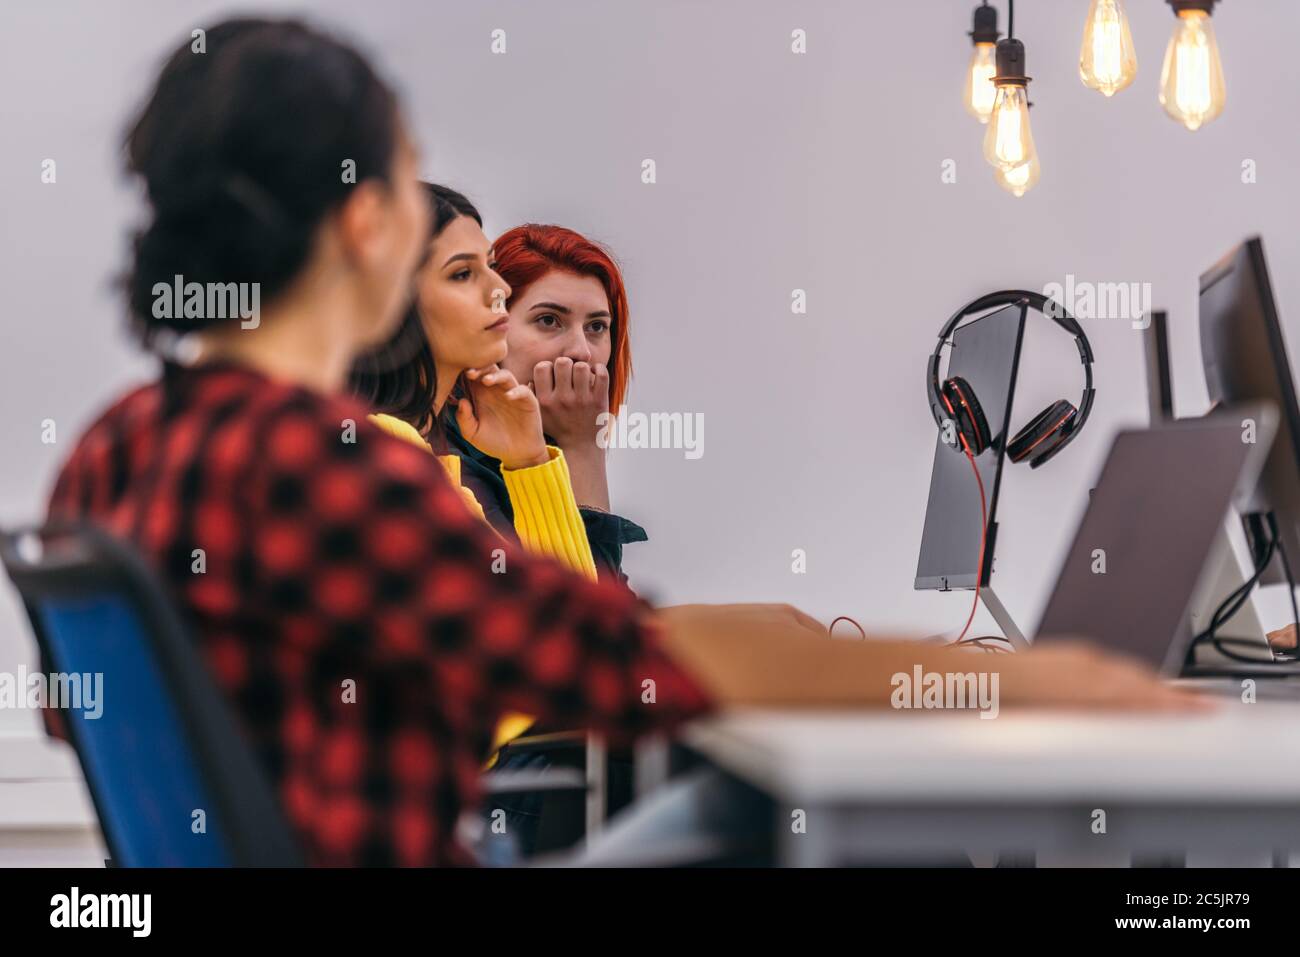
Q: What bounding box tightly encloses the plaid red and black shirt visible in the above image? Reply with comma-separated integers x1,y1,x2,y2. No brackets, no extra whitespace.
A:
47,361,712,866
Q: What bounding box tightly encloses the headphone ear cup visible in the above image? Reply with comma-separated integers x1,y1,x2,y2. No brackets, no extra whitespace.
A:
1007,399,1078,466
941,376,992,455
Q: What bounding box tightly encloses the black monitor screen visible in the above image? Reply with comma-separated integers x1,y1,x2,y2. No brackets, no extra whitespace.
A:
1199,237,1300,580
1142,310,1173,422
915,303,1026,591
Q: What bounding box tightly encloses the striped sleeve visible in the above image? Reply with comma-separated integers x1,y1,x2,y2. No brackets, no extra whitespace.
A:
501,446,599,581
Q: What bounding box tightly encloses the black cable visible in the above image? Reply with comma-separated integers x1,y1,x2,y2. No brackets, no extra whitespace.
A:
1211,515,1293,637
954,636,1013,654
1208,538,1273,641
1193,556,1263,648
1208,520,1276,634
1247,513,1271,566
1208,558,1264,633
953,634,1013,646
1186,529,1271,661
1186,515,1291,666
1008,0,1014,40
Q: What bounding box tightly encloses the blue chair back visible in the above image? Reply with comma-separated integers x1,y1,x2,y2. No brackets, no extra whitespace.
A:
0,523,302,867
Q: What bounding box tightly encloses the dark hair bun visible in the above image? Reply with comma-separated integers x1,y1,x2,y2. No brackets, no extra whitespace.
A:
123,18,399,344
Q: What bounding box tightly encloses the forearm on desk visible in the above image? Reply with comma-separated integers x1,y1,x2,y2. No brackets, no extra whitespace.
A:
654,621,969,708
652,614,1206,713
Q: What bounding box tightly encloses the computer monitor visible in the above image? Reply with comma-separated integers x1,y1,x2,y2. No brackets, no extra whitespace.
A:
1035,410,1275,674
1142,310,1173,422
1140,304,1273,661
914,302,1026,591
1199,236,1300,584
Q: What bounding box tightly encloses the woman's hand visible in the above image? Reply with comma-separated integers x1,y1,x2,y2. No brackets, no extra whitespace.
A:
533,358,609,453
996,640,1213,712
1267,623,1297,651
457,365,549,470
533,358,612,509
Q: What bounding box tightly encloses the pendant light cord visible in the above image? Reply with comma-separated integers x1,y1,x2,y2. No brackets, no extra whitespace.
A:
1008,0,1014,40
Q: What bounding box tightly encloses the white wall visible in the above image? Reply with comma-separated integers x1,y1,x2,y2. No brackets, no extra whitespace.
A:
3,0,1300,733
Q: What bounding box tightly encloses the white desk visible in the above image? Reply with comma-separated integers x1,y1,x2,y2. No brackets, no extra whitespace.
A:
684,691,1300,866
0,733,104,867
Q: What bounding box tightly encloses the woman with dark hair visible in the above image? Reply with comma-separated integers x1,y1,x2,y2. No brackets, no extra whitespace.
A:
349,210,641,584
46,16,1202,869
350,184,597,580
49,18,689,866
350,185,600,764
350,184,485,437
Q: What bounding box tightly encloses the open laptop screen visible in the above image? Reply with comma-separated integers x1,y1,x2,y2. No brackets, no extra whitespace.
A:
1035,413,1272,673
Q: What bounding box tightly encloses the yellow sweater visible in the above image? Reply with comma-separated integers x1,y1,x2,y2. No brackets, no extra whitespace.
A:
369,412,598,753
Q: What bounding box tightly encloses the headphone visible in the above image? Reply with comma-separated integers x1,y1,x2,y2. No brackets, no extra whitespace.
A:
927,290,1095,469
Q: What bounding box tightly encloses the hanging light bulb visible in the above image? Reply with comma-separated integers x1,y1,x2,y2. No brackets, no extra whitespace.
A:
1079,0,1138,96
964,45,998,123
1159,0,1226,131
994,152,1040,197
963,3,1001,123
983,38,1037,174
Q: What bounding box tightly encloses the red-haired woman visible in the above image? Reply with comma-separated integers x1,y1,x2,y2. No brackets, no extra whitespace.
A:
447,224,644,584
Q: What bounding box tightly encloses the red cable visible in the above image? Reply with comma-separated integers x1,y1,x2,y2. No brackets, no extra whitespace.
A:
833,408,989,645
829,615,866,639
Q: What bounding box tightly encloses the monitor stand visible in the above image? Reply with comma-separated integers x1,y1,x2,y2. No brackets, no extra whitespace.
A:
1186,520,1273,666
980,586,1030,651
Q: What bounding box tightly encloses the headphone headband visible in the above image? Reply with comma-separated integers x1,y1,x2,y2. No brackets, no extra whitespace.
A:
927,289,1095,452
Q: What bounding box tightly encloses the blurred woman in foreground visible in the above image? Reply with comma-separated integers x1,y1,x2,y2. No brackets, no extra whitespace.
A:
48,17,1205,866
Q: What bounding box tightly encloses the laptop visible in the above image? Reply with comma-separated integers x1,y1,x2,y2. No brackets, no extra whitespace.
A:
1034,406,1281,676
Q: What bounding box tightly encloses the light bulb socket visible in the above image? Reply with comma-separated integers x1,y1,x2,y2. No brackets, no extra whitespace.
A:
1168,0,1217,15
969,3,1000,44
993,38,1031,87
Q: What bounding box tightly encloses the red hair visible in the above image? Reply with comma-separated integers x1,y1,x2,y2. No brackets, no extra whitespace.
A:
493,224,633,411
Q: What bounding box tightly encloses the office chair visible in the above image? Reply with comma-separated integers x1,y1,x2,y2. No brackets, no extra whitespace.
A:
0,522,303,867
482,729,609,854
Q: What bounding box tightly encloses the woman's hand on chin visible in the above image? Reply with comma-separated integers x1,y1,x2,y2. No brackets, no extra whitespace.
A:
458,365,549,470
